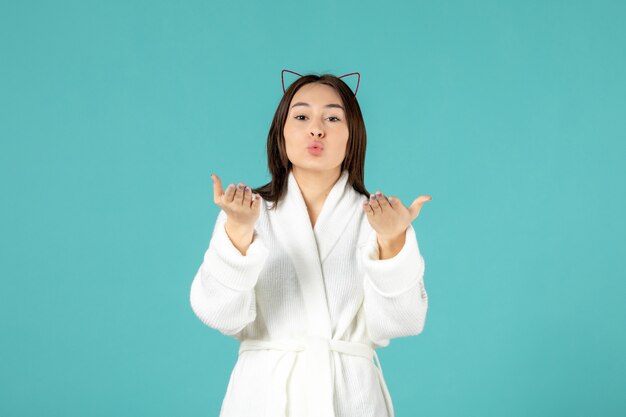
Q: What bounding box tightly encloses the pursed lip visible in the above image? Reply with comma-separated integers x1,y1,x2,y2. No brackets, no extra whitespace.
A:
307,144,324,150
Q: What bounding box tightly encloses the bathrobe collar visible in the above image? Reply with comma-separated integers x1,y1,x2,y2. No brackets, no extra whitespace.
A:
271,168,363,338
266,169,370,416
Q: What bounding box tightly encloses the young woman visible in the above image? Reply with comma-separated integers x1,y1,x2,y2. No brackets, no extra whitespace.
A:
190,70,432,417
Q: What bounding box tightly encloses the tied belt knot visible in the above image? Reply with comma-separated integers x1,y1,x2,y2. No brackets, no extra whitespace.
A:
239,336,394,417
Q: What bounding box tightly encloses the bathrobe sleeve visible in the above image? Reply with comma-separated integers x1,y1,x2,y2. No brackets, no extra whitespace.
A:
359,223,428,347
189,209,270,336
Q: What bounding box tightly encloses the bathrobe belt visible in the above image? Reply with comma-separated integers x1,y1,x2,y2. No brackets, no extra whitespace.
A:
239,337,394,417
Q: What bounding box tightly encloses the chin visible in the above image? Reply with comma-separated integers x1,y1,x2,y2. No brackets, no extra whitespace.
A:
292,162,343,174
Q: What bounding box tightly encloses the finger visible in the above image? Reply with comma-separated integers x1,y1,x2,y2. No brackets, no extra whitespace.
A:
408,195,433,219
224,182,236,203
234,182,246,204
387,195,401,208
211,174,224,205
369,192,382,212
252,193,261,210
362,198,374,215
243,185,252,207
376,191,392,211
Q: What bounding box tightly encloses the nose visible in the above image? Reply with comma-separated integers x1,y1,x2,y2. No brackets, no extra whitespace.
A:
308,117,325,138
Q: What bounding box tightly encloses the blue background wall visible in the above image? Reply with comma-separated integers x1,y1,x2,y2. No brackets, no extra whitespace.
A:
1,0,624,416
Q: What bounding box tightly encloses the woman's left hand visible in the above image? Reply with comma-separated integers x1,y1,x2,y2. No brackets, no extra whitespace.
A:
363,191,432,241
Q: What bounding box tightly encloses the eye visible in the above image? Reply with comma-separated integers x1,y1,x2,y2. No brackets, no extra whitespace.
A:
294,115,341,122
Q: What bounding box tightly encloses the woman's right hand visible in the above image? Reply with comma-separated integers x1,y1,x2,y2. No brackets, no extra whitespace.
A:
211,173,261,230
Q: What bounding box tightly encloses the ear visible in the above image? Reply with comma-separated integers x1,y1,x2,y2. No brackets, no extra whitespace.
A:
282,69,303,93
338,72,361,96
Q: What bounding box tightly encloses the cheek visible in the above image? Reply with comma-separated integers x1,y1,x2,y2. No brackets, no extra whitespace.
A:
283,131,301,157
327,140,348,161
333,130,349,151
283,124,294,144
283,121,300,141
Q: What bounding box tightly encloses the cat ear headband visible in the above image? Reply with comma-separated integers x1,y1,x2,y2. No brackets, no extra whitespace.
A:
281,69,361,96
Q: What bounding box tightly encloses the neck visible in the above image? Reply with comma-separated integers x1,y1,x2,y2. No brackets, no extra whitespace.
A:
291,166,342,209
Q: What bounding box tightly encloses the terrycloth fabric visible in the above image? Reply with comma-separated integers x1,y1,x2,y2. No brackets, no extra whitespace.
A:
190,169,429,417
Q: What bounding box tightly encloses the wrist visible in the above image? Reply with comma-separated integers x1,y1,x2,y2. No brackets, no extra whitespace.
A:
225,220,254,241
376,230,406,260
377,230,405,246
223,220,255,256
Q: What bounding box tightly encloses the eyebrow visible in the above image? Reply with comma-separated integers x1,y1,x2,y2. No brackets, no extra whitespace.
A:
290,102,345,111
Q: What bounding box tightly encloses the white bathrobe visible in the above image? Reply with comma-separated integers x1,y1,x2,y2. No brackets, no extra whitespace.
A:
190,169,429,417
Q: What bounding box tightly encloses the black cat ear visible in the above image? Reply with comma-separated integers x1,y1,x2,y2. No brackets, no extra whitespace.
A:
282,69,303,93
338,72,361,96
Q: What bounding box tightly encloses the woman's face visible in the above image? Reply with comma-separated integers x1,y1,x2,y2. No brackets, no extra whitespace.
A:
283,83,349,174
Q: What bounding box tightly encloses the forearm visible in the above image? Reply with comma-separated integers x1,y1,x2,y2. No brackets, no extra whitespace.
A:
225,220,255,256
360,225,429,344
190,266,257,335
189,211,270,335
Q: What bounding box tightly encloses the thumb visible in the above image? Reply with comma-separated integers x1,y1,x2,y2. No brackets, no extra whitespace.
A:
211,173,224,205
408,195,432,220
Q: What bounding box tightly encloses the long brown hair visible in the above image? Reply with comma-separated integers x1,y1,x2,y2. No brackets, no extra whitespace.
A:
252,73,370,210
